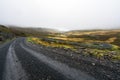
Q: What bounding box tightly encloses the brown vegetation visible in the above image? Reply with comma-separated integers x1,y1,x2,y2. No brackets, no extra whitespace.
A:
28,30,120,61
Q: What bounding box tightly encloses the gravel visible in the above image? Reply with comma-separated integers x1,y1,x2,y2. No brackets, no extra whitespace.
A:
24,38,120,80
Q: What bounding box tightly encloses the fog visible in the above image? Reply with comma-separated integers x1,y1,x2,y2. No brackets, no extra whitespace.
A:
0,0,120,31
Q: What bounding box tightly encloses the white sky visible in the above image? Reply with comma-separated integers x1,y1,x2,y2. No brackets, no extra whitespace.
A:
0,0,120,31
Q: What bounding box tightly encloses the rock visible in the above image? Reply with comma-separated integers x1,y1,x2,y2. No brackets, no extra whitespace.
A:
92,63,95,66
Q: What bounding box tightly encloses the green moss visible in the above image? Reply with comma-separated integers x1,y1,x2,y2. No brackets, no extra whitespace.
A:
111,44,120,50
27,35,120,61
27,37,77,51
112,55,120,60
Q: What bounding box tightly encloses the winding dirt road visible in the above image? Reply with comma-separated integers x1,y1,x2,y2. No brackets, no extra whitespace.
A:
0,38,96,80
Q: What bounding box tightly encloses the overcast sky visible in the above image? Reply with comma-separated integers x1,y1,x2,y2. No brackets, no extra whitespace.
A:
0,0,120,31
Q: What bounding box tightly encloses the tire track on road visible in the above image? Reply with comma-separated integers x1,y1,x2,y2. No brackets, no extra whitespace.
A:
0,42,11,80
20,42,96,80
14,39,68,80
2,41,28,80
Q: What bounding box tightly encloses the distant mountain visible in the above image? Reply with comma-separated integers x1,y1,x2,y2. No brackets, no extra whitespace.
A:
7,25,60,37
0,25,61,40
65,29,120,35
62,29,120,40
8,26,58,33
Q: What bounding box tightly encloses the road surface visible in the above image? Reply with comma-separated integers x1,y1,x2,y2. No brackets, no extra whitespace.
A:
0,38,96,80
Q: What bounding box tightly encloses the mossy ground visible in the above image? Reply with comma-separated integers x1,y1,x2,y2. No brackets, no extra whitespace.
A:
27,30,120,61
27,37,120,60
27,37,76,51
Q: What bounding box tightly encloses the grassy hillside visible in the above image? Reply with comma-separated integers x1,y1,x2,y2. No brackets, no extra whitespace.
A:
0,25,59,43
0,25,14,43
28,30,120,61
1,24,120,61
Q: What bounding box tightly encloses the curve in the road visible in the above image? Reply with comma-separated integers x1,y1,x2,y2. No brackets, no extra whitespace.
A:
0,42,11,80
20,40,96,80
2,41,28,80
1,38,97,80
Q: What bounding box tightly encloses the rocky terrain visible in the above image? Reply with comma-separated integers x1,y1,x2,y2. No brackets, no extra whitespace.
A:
0,24,120,80
26,38,120,80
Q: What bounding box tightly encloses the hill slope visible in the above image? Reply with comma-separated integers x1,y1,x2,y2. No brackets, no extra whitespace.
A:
0,25,14,42
9,26,59,37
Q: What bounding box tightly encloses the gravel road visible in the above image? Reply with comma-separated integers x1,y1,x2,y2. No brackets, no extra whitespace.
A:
0,38,97,80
